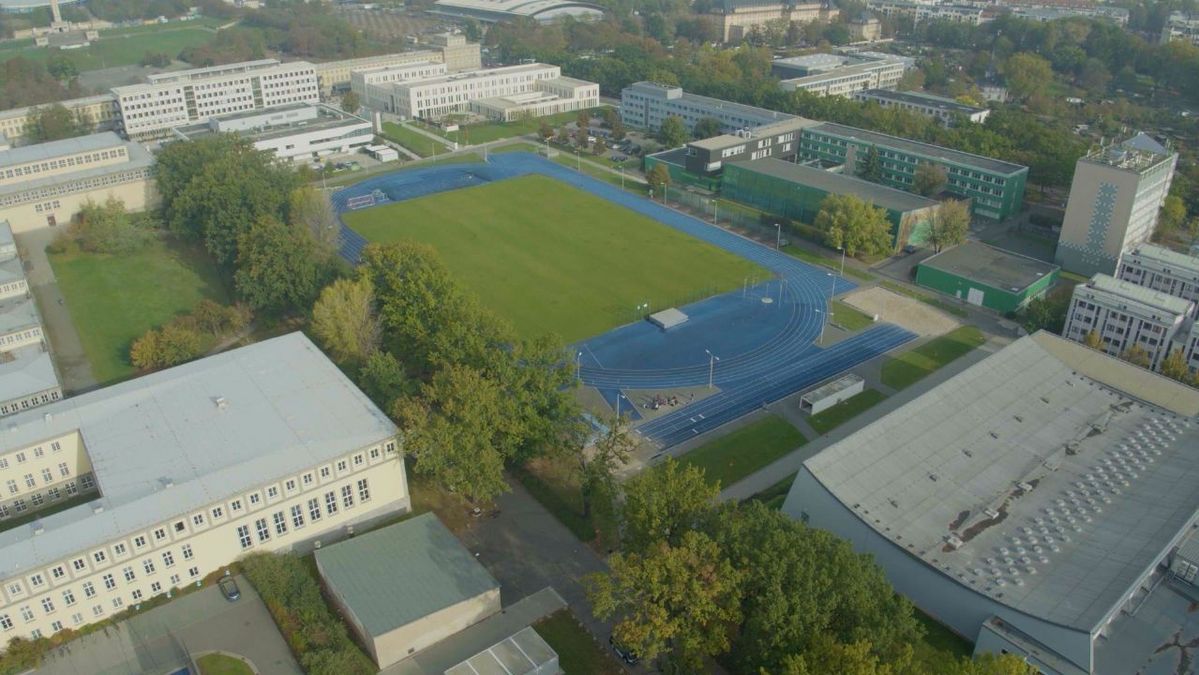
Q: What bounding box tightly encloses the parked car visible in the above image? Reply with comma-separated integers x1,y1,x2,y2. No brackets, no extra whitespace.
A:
218,577,241,602
609,635,639,665
903,244,920,255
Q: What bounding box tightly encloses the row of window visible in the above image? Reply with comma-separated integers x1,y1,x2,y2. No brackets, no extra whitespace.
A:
1,148,127,182
0,167,151,208
0,389,60,417
1,442,395,602
236,479,371,550
0,439,64,470
0,475,91,520
4,461,72,494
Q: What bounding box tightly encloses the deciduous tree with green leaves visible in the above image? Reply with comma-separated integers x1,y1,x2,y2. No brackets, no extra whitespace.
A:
1084,329,1103,349
1120,343,1151,368
311,276,381,367
857,145,883,183
927,199,970,253
620,457,718,553
657,115,689,148
647,162,672,196
234,217,327,314
814,194,894,258
587,530,744,671
1159,349,1191,383
692,116,723,140
913,162,948,197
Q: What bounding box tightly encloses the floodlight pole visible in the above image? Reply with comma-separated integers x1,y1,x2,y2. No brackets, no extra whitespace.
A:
576,148,580,172
714,201,718,224
576,351,583,382
775,223,781,250
705,349,720,389
817,309,827,345
838,246,846,278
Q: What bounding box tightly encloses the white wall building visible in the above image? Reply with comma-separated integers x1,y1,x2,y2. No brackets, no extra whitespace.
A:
1055,133,1177,276
0,333,409,643
1116,244,1199,315
1063,273,1193,370
853,89,989,125
0,132,155,233
620,81,794,136
469,76,600,122
865,0,987,24
1161,11,1199,46
0,220,59,418
313,35,482,95
173,104,374,163
113,60,320,140
773,53,908,98
782,331,1199,675
382,64,598,121
352,62,449,112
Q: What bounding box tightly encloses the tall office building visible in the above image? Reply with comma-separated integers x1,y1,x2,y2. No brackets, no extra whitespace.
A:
1062,273,1193,369
112,60,320,140
1055,133,1177,276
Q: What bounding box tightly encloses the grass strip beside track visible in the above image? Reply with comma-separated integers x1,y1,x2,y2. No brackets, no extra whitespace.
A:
681,414,806,490
881,326,985,390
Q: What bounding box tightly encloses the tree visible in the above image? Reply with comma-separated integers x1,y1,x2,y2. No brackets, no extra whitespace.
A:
47,55,77,81
140,51,171,68
357,351,409,410
621,458,718,553
657,115,689,148
692,116,723,140
29,104,84,142
856,145,883,183
71,197,151,254
131,323,204,370
913,162,947,197
1159,349,1191,384
234,217,326,314
561,415,636,521
927,199,970,253
538,121,554,140
647,163,671,196
592,137,606,156
1083,329,1103,350
311,276,381,366
1158,195,1187,235
392,364,519,502
586,531,744,671
610,118,627,141
814,194,894,258
1120,343,1151,368
341,90,359,113
577,109,592,134
1003,52,1052,102
288,186,340,254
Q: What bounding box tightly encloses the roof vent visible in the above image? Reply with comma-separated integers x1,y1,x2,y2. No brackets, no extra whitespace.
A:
31,521,44,535
945,534,964,550
160,477,174,489
91,501,104,514
1017,481,1033,493
43,413,52,423
214,396,229,410
984,507,1000,520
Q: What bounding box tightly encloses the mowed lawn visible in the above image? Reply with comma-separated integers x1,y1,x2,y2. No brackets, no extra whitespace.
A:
682,414,806,490
343,175,765,341
881,326,986,390
49,237,230,385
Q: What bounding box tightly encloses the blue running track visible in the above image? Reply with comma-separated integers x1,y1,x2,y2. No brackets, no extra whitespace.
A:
332,153,916,448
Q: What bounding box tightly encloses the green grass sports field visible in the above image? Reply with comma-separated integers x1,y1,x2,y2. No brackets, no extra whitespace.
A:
343,175,766,342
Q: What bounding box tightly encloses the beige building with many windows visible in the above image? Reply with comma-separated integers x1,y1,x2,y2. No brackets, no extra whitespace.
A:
381,64,598,121
0,132,155,233
0,94,120,146
113,60,321,140
0,332,408,643
0,220,60,417
314,34,482,95
351,61,449,112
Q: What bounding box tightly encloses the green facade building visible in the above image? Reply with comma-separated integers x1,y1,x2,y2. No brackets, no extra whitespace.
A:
916,240,1059,313
799,123,1028,220
722,158,940,248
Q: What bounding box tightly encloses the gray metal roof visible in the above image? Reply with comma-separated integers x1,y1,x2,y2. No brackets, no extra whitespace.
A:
856,89,987,115
444,627,557,675
0,132,126,169
1083,273,1193,317
1122,243,1199,279
0,140,153,201
0,332,397,580
807,122,1028,175
0,346,59,404
801,373,864,403
804,332,1199,632
0,293,41,334
920,241,1059,293
728,158,938,212
316,513,499,637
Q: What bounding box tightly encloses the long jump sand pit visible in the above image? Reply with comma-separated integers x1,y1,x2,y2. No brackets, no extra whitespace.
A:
841,286,960,337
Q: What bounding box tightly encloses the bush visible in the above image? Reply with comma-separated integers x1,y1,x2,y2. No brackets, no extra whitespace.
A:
70,197,153,255
241,553,375,675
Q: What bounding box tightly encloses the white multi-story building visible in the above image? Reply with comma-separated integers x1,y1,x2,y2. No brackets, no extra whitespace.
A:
382,64,598,121
1063,273,1193,369
352,62,449,112
774,53,908,98
313,35,482,95
1055,133,1177,276
1116,244,1199,315
1007,5,1128,25
1162,12,1199,46
620,81,794,136
173,104,375,164
0,132,155,233
0,220,59,418
112,60,320,140
0,332,408,643
865,0,987,25
853,89,989,125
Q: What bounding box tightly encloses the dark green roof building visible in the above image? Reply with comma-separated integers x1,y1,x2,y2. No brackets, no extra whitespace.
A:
722,158,941,248
916,240,1059,313
799,123,1028,220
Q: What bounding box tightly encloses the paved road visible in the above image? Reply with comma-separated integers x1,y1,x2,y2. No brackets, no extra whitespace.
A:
36,576,300,675
14,229,97,394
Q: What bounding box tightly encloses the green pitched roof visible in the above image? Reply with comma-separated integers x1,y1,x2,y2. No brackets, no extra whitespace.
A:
316,513,499,637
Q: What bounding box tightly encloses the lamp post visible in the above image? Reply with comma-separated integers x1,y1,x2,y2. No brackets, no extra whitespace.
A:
620,166,625,191
576,351,583,382
636,302,648,320
816,309,827,345
827,271,836,322
838,246,846,278
714,200,718,224
775,223,781,250
705,349,720,389
576,148,580,172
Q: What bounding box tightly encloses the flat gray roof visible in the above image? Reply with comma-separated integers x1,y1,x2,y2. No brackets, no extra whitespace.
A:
0,293,41,334
801,373,864,403
444,627,557,675
0,141,152,201
804,332,1199,632
0,132,125,169
921,241,1058,293
1085,273,1193,316
807,122,1027,175
857,89,987,115
0,332,397,579
1123,243,1199,278
316,513,499,637
0,345,58,404
728,158,938,212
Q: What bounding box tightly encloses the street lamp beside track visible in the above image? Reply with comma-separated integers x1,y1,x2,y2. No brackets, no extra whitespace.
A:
705,349,720,389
